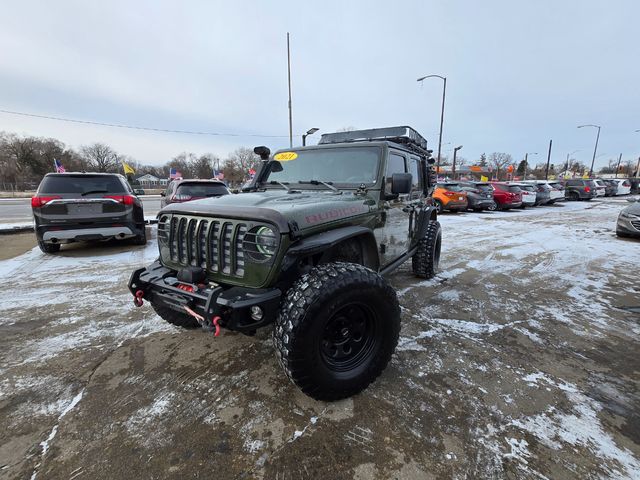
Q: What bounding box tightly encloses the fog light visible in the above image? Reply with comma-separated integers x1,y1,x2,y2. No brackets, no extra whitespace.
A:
250,306,263,321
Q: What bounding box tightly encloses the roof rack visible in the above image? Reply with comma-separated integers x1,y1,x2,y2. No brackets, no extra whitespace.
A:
318,126,430,156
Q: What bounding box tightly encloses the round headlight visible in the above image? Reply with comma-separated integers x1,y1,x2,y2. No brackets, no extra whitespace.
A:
244,225,278,262
255,226,277,255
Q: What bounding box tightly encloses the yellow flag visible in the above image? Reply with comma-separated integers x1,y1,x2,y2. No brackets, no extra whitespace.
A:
480,175,489,181
122,161,135,175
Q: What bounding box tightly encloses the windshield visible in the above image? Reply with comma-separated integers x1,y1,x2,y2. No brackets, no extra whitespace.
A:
38,174,126,194
267,146,380,185
176,182,228,197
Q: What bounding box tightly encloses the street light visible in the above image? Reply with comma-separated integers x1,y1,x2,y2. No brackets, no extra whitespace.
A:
302,127,319,146
577,124,601,177
417,74,447,173
523,152,538,180
452,145,463,178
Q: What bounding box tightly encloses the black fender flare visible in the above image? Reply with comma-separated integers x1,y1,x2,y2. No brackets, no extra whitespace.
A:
283,225,379,271
413,206,438,244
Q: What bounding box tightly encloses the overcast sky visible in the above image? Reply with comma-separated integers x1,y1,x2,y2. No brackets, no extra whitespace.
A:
1,0,638,170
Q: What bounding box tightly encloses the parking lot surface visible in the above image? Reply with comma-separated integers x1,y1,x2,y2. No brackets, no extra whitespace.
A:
0,198,638,479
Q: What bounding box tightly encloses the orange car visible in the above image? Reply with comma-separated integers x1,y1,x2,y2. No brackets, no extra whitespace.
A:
433,182,468,213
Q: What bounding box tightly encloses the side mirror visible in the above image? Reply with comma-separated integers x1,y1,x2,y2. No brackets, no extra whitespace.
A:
269,160,283,173
391,173,412,195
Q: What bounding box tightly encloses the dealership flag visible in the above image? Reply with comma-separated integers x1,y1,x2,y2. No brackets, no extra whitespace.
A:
122,161,135,175
169,167,182,179
213,169,225,180
53,159,65,173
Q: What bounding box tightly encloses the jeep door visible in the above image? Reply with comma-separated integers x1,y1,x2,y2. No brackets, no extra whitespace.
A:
374,150,420,266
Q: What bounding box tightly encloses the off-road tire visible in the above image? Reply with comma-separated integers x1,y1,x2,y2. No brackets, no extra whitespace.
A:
273,262,400,401
152,303,200,329
412,220,442,279
38,241,60,254
131,226,147,245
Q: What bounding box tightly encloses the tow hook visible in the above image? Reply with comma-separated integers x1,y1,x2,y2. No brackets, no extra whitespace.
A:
133,290,144,307
183,306,221,337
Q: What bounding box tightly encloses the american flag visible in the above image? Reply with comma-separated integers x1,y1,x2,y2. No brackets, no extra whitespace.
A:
248,168,256,179
169,167,182,179
213,169,224,180
54,159,65,173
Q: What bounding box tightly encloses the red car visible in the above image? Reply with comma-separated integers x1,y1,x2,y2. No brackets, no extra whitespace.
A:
489,182,522,210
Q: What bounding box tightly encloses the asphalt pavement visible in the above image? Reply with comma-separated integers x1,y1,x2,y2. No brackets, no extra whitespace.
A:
0,196,163,226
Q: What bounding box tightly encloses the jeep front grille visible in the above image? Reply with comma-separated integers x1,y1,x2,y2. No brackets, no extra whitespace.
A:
158,215,248,277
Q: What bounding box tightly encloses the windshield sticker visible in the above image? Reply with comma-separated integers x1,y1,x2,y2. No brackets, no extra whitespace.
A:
274,152,298,161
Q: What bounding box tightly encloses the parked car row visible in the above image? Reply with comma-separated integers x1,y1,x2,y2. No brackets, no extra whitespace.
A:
433,178,637,213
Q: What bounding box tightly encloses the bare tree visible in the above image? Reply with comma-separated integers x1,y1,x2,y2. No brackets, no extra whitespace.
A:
488,152,513,180
81,143,120,172
223,147,261,183
189,153,220,179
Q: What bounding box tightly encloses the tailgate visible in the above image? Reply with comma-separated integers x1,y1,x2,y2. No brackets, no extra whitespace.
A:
38,198,130,223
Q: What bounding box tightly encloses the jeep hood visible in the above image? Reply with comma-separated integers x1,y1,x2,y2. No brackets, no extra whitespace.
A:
160,190,375,233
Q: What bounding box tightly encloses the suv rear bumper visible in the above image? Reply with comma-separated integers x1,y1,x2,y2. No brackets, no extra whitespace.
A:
37,222,143,243
129,260,281,333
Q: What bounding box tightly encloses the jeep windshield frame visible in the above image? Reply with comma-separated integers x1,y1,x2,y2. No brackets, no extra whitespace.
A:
264,145,382,189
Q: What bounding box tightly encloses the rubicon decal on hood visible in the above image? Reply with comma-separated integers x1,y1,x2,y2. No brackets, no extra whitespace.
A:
305,205,369,224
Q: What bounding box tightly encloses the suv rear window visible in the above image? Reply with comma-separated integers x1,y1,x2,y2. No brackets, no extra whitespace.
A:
519,185,536,192
38,174,127,194
548,182,563,190
176,182,228,197
508,186,522,193
474,183,493,192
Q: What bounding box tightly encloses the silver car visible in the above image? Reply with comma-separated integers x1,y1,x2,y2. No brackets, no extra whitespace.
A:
616,197,640,238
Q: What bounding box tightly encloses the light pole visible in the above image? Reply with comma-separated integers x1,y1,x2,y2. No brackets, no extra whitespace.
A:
523,152,538,180
417,74,447,174
635,131,640,178
452,145,463,179
302,128,319,146
577,124,601,177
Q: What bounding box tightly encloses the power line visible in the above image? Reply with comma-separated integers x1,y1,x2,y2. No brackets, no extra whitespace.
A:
0,108,292,138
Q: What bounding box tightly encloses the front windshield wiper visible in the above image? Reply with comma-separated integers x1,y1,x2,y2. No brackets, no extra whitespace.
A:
268,180,290,191
81,189,109,196
300,180,339,192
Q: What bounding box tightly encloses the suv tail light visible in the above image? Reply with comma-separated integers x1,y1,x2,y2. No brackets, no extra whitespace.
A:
31,196,61,208
444,191,457,197
104,194,136,205
584,186,591,193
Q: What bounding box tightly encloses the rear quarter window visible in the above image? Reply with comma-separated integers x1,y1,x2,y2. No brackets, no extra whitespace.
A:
38,175,127,194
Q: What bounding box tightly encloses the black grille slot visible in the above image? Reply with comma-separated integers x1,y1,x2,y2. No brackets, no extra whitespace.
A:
631,220,640,230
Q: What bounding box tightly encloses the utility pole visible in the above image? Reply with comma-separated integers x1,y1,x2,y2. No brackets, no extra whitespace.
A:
287,32,293,148
523,152,537,180
635,156,640,178
615,153,622,178
545,139,553,180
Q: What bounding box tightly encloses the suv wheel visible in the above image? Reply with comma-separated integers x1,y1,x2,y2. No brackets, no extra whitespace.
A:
273,262,400,401
568,191,580,201
434,199,443,213
152,304,200,329
38,241,60,254
412,220,442,279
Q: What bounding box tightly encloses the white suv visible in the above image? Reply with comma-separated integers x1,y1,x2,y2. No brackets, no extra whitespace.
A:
522,180,565,203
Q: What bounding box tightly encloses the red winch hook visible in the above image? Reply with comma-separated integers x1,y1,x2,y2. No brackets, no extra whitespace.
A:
133,290,144,307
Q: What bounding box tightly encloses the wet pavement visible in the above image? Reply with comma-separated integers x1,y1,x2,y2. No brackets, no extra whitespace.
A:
0,198,638,479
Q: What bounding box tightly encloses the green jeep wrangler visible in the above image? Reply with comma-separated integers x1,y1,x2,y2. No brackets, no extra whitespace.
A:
129,126,442,400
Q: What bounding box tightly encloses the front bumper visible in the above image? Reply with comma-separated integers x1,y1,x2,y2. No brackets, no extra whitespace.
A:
129,260,281,333
617,216,640,236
